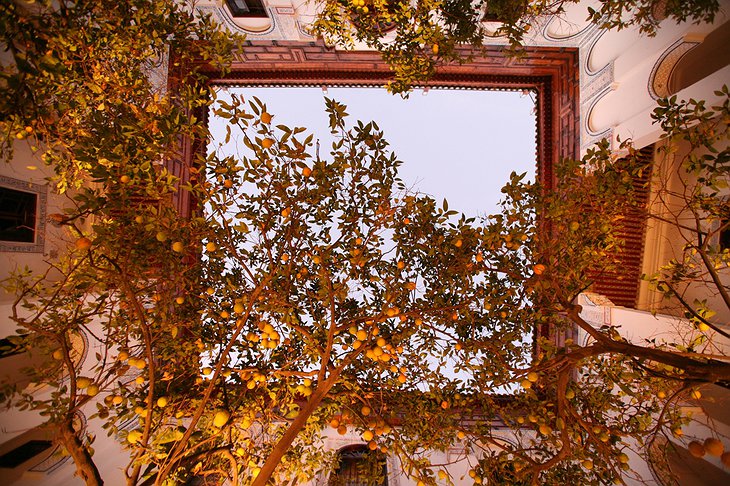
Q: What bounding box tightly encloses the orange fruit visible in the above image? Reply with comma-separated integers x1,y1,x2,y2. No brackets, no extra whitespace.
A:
704,438,724,457
75,237,92,250
261,138,274,149
301,166,312,177
533,263,546,275
260,112,272,124
688,441,706,458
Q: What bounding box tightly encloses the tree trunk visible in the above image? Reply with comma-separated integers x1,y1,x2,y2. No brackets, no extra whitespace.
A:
58,417,104,486
252,374,339,486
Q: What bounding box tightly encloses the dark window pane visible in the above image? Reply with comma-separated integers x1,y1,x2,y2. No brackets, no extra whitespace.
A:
0,187,37,243
0,440,52,468
226,0,268,18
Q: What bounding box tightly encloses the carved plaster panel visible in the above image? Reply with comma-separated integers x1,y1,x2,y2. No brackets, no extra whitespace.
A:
197,6,278,37
648,38,701,99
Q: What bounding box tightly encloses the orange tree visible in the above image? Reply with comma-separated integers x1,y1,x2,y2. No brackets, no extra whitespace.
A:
311,0,721,94
3,2,730,486
6,83,730,486
0,0,241,484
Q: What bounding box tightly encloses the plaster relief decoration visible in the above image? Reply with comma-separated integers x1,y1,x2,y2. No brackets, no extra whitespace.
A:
581,61,615,151
0,175,47,253
648,36,702,99
197,5,277,36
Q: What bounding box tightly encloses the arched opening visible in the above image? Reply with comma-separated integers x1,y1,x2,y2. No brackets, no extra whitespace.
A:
668,21,730,95
328,444,388,486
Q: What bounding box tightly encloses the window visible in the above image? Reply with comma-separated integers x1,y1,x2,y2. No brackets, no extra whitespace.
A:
0,440,52,468
0,186,37,243
0,176,47,253
329,445,388,486
225,0,268,18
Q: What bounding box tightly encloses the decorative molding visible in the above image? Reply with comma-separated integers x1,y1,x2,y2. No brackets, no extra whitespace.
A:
580,61,614,150
196,5,277,36
648,38,701,99
296,20,315,39
581,27,609,77
0,175,47,253
542,14,595,42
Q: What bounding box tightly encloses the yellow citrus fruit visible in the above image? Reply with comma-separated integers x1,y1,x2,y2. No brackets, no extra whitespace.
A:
157,396,168,408
213,410,230,427
301,166,312,177
261,138,274,149
120,175,130,183
206,242,217,252
362,430,374,441
127,430,142,444
172,241,184,252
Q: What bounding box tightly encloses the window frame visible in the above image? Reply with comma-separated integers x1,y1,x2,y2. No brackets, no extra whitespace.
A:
0,176,47,253
225,0,268,19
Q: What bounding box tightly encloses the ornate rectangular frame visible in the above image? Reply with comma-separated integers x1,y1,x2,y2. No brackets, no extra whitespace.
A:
171,40,581,347
170,41,580,216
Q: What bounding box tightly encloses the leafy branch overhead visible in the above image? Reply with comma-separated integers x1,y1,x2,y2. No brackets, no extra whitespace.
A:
312,0,721,94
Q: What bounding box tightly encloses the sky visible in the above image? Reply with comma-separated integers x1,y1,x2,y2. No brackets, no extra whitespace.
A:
208,86,537,218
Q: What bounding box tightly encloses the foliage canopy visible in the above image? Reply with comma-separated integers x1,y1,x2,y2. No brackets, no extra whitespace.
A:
1,1,729,486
